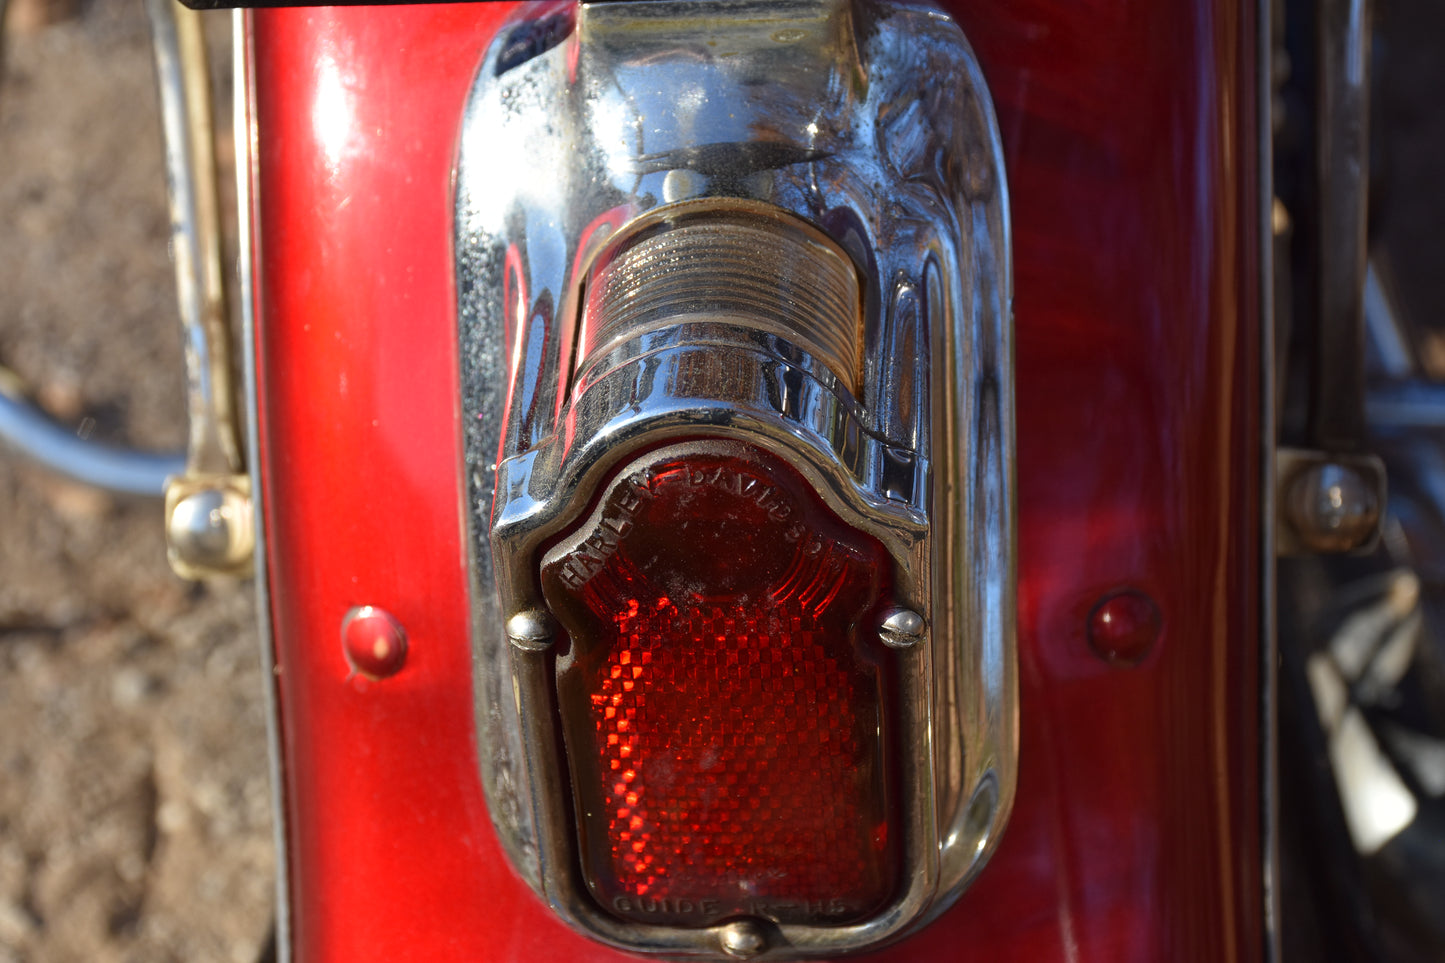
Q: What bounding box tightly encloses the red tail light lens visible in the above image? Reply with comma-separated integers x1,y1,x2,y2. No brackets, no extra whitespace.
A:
540,443,899,928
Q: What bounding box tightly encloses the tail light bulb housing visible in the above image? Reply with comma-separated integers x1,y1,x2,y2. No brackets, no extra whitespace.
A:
457,0,1017,957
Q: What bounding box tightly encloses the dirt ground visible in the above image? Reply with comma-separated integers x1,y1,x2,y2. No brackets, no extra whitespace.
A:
0,3,274,962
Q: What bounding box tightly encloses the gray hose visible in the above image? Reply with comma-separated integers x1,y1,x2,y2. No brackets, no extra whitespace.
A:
0,387,184,496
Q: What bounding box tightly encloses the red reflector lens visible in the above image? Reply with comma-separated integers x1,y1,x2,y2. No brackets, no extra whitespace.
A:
540,444,898,928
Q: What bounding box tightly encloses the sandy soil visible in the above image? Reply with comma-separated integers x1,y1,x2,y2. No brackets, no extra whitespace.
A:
0,3,275,961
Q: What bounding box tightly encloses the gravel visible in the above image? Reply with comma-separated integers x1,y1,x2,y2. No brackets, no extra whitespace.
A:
0,2,275,961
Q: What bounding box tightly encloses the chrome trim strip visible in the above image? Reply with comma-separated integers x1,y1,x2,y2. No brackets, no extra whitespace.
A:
1260,0,1281,954
148,0,244,479
235,8,292,960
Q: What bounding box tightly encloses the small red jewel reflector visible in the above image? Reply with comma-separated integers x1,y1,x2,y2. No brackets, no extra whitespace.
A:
341,606,408,680
1087,589,1163,666
541,444,899,928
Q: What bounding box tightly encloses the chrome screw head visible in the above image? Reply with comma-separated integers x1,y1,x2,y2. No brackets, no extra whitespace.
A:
506,609,558,652
719,919,768,959
879,607,926,649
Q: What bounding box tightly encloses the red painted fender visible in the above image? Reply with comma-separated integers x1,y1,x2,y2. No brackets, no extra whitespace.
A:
249,2,1264,959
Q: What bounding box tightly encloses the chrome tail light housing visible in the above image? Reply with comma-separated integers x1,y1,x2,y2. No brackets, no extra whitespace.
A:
455,0,1016,956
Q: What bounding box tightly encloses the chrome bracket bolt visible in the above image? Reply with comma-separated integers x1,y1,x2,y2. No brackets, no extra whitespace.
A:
164,473,254,579
1277,449,1386,555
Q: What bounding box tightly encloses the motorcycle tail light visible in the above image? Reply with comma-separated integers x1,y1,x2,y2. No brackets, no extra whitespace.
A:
540,444,898,927
461,1,1018,955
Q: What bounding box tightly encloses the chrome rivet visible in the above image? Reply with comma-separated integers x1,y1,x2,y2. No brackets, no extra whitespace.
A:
879,607,926,649
719,919,768,959
341,606,408,680
507,609,557,652
1087,590,1162,667
1285,462,1381,553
